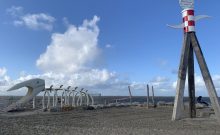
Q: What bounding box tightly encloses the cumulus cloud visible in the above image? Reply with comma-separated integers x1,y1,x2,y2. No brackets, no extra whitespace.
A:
2,70,220,96
33,16,132,95
0,67,7,77
3,13,220,96
149,76,175,95
0,15,132,96
19,13,55,31
0,67,11,95
0,70,129,96
171,74,220,96
62,17,70,27
36,16,100,74
6,6,55,31
6,6,23,17
28,70,117,88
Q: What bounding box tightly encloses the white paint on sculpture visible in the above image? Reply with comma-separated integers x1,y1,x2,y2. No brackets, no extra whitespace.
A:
5,78,45,112
5,79,95,111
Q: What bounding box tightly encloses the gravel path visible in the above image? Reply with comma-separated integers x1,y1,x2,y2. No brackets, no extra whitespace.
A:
0,106,220,135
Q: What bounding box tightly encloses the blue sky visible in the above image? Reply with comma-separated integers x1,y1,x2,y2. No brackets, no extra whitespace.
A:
0,0,220,96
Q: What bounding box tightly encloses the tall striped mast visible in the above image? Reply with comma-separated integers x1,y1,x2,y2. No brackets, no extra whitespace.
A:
170,0,220,123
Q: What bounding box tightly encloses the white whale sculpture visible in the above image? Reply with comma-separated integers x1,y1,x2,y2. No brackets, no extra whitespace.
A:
4,78,96,112
4,78,45,112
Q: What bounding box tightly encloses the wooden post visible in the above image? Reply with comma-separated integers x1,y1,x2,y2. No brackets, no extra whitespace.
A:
147,84,150,108
173,32,220,123
33,97,35,109
151,86,155,106
128,86,132,105
188,43,196,118
172,33,191,120
104,99,107,105
190,32,220,123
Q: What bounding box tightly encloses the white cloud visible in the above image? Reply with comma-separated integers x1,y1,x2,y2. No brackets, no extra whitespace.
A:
105,44,112,48
149,76,175,96
62,17,70,27
2,71,220,96
0,15,132,96
0,67,7,77
172,75,205,91
0,67,11,95
13,20,23,26
19,13,55,31
6,6,23,17
17,69,116,88
0,76,10,86
7,6,55,31
130,82,145,90
36,16,100,74
150,76,171,89
0,70,130,96
3,13,220,96
144,74,220,96
171,74,220,96
33,16,132,95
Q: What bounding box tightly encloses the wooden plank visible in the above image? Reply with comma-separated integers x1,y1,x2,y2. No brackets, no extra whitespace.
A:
128,86,132,104
172,33,191,121
151,86,155,105
147,84,150,108
190,32,220,123
33,97,36,109
188,43,196,118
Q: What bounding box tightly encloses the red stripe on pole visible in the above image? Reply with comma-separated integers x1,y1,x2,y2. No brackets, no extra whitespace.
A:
182,9,195,33
183,16,188,22
187,10,194,16
188,21,195,26
185,27,189,33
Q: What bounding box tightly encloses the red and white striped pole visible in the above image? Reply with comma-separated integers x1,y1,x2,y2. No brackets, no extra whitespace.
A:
182,8,195,33
168,0,209,31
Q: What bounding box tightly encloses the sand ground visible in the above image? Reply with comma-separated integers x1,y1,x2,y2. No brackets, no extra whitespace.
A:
0,106,220,135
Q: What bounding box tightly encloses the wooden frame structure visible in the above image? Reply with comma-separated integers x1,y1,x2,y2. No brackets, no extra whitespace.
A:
172,32,220,123
169,1,220,123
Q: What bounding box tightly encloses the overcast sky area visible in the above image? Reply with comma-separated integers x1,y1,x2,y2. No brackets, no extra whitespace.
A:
0,0,220,96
